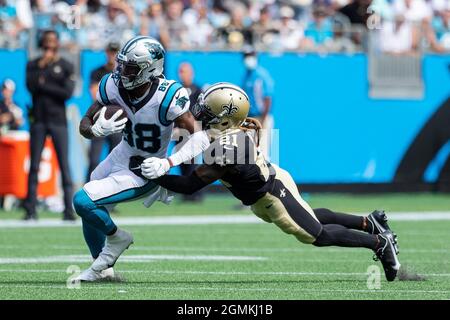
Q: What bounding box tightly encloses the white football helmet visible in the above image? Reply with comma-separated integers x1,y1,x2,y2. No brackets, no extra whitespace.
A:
114,36,165,90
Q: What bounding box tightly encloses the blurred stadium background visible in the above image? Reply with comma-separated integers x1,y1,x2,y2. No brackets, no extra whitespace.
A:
0,0,449,300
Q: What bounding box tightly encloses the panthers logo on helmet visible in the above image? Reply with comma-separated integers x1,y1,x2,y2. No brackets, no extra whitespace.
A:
222,99,239,116
144,42,164,60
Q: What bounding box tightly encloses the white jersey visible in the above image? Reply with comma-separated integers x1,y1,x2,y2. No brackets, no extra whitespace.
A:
96,73,190,158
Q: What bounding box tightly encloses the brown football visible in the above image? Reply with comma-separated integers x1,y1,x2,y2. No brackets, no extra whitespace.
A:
93,105,127,122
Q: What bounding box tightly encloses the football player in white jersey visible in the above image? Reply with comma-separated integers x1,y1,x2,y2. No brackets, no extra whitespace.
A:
73,36,209,281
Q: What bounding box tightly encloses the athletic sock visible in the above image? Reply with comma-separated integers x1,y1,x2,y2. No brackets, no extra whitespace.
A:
314,208,365,231
82,219,106,258
313,224,379,250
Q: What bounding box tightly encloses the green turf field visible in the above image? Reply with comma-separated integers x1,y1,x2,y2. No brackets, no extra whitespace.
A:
0,193,449,300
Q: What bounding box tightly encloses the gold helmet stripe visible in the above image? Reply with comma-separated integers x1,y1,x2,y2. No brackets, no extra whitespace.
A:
204,82,249,101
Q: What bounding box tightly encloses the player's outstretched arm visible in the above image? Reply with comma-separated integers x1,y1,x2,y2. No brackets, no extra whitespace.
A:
141,111,210,179
169,111,210,167
154,165,226,195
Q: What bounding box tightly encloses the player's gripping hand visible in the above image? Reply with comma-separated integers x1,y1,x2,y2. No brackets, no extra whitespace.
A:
141,157,171,179
91,107,128,137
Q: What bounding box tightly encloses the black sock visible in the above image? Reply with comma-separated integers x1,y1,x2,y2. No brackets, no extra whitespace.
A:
314,208,365,231
313,224,379,250
107,226,118,236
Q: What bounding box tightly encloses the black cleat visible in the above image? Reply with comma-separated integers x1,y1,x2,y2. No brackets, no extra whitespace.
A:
367,210,399,254
23,212,38,221
373,231,401,282
367,210,391,234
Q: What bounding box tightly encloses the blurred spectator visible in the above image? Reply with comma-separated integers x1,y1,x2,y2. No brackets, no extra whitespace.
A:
272,5,305,51
328,18,358,51
0,0,33,47
428,3,450,52
24,30,76,221
370,0,396,20
164,0,189,49
338,0,372,45
252,6,279,48
393,0,433,22
339,0,373,25
304,5,335,49
0,79,23,133
218,3,253,49
241,47,274,159
208,0,231,29
86,42,122,181
183,1,214,48
176,62,204,202
83,0,134,49
379,13,420,54
2,0,448,53
51,1,78,49
140,1,169,47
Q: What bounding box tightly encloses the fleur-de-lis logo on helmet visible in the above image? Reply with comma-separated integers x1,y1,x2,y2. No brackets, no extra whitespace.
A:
222,98,239,116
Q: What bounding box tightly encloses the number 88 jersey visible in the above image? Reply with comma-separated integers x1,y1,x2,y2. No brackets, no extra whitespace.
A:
96,73,190,158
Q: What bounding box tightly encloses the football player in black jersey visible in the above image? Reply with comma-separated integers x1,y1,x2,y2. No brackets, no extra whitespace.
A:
147,82,401,282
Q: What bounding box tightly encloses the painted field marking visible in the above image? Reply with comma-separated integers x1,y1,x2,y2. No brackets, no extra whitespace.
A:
1,212,450,229
0,254,267,265
0,268,448,277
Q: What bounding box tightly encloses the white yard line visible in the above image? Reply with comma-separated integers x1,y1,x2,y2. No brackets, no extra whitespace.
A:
0,268,449,277
0,254,267,265
1,212,450,229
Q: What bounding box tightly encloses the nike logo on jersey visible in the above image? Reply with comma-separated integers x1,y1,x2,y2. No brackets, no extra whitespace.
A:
280,188,286,198
265,204,273,209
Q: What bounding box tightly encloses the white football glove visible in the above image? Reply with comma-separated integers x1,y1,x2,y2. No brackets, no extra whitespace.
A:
141,157,171,179
91,107,128,137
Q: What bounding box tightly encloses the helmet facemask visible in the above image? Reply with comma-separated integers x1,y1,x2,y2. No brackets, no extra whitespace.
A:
115,55,151,90
190,82,251,137
113,36,165,90
190,93,220,129
190,93,230,130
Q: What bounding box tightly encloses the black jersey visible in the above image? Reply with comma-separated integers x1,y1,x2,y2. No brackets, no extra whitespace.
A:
203,129,276,205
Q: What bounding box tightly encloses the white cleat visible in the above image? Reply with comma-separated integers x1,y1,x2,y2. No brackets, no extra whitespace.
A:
101,267,115,279
91,228,134,272
74,267,115,282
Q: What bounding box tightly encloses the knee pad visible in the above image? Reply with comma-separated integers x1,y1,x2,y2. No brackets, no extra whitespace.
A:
73,189,95,218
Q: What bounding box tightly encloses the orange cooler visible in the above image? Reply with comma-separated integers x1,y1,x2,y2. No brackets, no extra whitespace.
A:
0,131,58,198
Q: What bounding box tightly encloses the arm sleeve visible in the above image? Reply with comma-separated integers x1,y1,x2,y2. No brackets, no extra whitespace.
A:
154,172,208,195
168,130,210,167
154,164,226,194
38,62,76,101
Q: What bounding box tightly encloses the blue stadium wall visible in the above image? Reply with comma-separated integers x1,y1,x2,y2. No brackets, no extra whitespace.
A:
1,50,449,188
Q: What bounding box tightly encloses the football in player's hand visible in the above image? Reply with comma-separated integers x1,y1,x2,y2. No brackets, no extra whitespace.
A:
93,105,127,122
